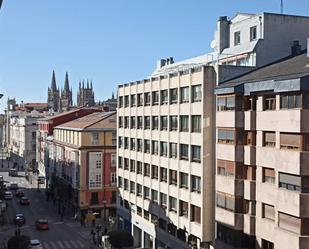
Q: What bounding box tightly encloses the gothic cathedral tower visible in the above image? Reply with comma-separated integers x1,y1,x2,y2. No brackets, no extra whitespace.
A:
47,70,60,112
59,72,73,111
77,80,95,107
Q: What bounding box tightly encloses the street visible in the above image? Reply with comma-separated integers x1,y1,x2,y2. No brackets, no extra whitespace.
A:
0,166,100,249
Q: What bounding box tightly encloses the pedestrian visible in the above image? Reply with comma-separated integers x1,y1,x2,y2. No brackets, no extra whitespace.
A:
92,233,96,245
92,219,95,228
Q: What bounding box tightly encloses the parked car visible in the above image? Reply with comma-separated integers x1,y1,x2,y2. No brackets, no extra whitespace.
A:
14,213,25,225
10,182,18,190
35,219,49,230
28,239,43,249
19,197,30,205
15,189,24,197
4,191,13,200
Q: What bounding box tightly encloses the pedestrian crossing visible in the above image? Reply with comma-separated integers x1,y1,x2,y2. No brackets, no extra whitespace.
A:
41,239,86,249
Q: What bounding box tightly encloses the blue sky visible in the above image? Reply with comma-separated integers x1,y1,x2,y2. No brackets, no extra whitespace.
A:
0,0,308,112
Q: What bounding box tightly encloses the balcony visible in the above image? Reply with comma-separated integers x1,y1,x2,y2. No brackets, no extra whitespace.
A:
276,227,309,249
244,180,255,200
256,147,309,175
216,111,244,128
244,111,256,130
216,175,243,196
244,145,256,165
215,207,243,230
243,214,255,235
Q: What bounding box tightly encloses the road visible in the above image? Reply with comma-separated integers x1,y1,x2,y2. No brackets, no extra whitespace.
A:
0,168,100,249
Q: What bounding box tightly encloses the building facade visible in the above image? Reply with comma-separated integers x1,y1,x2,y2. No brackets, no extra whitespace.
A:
117,66,216,249
52,112,117,221
214,47,309,249
77,80,95,107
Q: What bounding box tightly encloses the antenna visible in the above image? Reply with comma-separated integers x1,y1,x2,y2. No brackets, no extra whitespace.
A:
280,0,284,14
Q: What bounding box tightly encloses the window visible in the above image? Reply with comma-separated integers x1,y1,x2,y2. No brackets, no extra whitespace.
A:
234,31,240,45
216,192,237,211
118,117,123,128
244,131,256,145
130,160,135,172
160,167,167,182
192,85,202,102
124,137,128,149
191,115,201,133
280,94,302,109
170,116,178,131
130,116,136,129
279,173,301,192
91,132,99,145
170,88,178,104
144,140,150,153
124,116,129,128
144,116,150,130
152,116,159,130
263,132,275,147
137,116,143,129
144,186,150,199
90,192,99,205
112,131,117,146
144,92,151,106
191,175,201,193
124,179,129,190
137,139,143,152
217,95,235,111
144,210,150,220
179,200,188,217
131,94,136,107
262,203,275,221
191,145,201,163
160,116,168,130
160,193,167,208
169,170,178,186
180,115,189,132
262,167,275,184
264,95,276,110
217,160,235,177
111,154,116,167
130,181,135,194
191,204,201,223
180,87,189,103
144,163,150,177
118,177,123,188
218,129,235,144
118,156,123,168
169,143,177,158
262,239,274,249
152,91,159,105
250,26,257,41
152,165,158,179
279,212,300,234
180,144,189,160
161,90,168,105
124,95,129,107
169,196,177,212
152,141,158,155
244,165,256,181
151,189,158,203
180,172,188,189
118,96,123,108
137,184,142,197
280,133,301,150
130,138,136,151
160,142,168,157
137,161,142,174
137,93,143,106
137,206,142,216
244,96,256,111
124,158,129,170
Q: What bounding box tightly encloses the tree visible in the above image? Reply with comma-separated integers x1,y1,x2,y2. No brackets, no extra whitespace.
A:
7,235,30,249
107,230,134,249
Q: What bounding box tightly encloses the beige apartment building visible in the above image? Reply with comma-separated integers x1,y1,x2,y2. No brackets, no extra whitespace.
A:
117,66,216,249
214,47,309,249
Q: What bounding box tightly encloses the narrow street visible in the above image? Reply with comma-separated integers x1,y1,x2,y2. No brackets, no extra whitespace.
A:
0,166,100,249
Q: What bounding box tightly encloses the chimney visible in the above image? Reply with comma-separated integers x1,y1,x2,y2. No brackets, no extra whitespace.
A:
217,16,230,53
291,40,301,56
156,59,166,69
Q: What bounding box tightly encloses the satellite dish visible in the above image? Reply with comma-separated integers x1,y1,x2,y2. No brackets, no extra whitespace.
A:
210,40,217,49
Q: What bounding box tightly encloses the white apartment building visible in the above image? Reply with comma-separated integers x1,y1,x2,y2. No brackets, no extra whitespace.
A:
117,66,216,249
214,45,309,249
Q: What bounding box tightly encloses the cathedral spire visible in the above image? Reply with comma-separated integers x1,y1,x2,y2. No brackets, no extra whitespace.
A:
87,80,89,89
90,81,93,90
64,72,70,91
51,70,57,90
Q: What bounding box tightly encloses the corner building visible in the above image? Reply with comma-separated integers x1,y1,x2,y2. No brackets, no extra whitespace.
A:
117,66,216,249
214,47,309,249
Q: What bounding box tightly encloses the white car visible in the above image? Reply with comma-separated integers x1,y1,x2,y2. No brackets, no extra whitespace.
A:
4,191,13,200
28,240,43,249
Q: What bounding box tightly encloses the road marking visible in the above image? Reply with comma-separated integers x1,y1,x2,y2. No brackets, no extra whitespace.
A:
76,240,85,248
57,241,65,249
63,240,72,248
53,221,64,225
69,240,79,248
49,241,58,249
42,242,51,249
